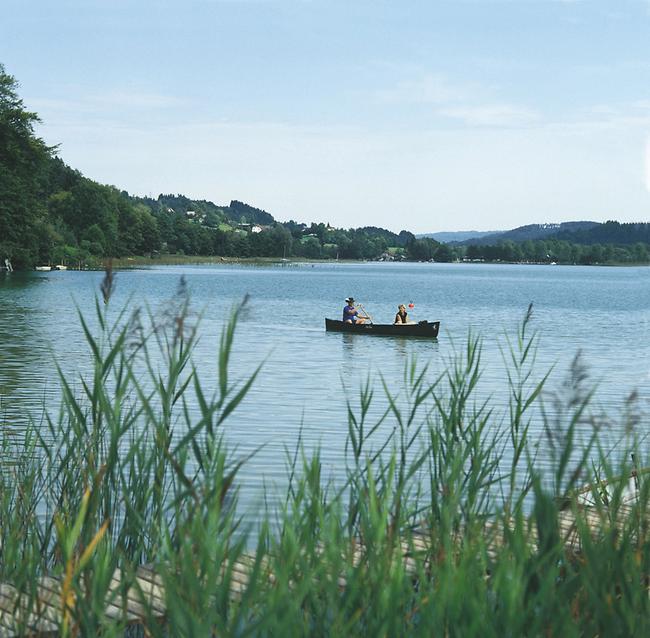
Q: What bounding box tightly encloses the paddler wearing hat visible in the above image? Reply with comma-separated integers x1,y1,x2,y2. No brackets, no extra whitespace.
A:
342,297,367,324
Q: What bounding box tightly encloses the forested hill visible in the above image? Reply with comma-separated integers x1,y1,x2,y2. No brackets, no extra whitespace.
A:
456,220,650,248
551,221,650,245
229,200,275,225
132,194,275,231
137,195,275,227
458,222,600,246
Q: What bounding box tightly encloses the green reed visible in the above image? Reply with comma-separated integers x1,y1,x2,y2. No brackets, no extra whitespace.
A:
0,272,648,636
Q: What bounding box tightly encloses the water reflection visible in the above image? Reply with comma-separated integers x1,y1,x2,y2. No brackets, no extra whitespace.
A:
339,333,356,357
390,336,410,359
0,271,49,292
0,273,56,431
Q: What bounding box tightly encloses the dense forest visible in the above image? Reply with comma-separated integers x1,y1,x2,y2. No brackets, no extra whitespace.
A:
1,63,649,270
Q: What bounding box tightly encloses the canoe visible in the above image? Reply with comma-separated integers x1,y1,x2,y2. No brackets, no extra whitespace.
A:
325,318,440,338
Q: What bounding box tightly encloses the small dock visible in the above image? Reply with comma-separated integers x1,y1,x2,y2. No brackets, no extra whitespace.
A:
0,477,645,636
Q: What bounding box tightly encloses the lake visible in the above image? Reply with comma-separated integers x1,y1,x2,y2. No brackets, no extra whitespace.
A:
1,262,649,518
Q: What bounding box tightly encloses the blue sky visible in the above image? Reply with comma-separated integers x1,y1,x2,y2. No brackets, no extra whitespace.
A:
3,0,650,232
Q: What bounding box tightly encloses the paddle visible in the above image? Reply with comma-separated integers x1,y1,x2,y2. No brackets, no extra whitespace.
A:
357,303,373,324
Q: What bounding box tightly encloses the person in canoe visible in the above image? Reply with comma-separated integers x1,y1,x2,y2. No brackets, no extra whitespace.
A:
343,297,367,324
394,304,411,325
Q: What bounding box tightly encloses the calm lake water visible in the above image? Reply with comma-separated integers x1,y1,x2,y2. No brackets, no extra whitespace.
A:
1,262,649,517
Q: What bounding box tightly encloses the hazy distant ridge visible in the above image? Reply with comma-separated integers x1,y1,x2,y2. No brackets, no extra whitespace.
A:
417,230,499,243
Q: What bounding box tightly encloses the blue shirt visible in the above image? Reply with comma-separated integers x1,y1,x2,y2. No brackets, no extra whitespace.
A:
343,304,357,322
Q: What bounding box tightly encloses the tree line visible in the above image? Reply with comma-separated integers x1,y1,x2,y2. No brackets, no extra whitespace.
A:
463,239,649,264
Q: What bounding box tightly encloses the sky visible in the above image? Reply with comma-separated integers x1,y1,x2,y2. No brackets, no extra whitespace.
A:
3,0,650,233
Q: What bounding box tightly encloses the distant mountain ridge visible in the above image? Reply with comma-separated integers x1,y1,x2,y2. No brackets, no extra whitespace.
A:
417,230,500,243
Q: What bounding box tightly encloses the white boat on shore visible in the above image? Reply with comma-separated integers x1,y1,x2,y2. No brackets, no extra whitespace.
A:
35,265,52,271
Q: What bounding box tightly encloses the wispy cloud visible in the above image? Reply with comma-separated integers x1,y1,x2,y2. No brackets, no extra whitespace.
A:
30,90,186,117
438,104,541,127
375,74,469,105
563,100,650,131
376,72,541,128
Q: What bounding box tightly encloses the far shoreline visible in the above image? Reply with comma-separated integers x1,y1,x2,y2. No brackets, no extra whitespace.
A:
103,254,650,270
6,255,649,274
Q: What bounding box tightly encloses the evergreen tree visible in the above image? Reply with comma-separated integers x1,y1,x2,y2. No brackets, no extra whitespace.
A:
0,63,52,266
